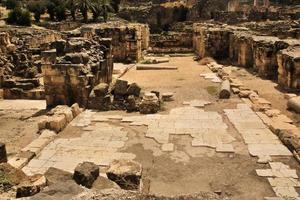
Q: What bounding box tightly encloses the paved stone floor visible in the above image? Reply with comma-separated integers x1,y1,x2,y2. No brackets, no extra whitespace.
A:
20,57,300,199
23,119,135,175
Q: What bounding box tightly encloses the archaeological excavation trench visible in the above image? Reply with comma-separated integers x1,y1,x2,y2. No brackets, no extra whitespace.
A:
0,0,300,199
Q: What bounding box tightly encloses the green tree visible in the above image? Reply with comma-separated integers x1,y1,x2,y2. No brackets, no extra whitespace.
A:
66,0,77,21
27,1,46,22
45,0,56,21
55,4,66,21
99,0,113,22
90,0,114,22
91,0,101,21
18,9,31,26
75,0,93,22
4,0,20,9
6,7,31,26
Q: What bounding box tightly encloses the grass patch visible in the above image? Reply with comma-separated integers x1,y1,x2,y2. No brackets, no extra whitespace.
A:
206,86,218,96
0,170,12,192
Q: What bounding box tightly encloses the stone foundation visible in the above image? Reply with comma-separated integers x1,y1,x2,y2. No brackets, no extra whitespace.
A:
77,22,149,63
149,31,193,54
42,37,113,108
193,22,300,88
277,45,300,90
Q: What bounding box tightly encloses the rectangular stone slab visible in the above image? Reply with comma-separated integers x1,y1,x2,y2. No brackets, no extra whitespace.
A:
136,65,178,70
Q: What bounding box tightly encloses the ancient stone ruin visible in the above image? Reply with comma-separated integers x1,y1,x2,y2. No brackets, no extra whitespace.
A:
1,0,300,199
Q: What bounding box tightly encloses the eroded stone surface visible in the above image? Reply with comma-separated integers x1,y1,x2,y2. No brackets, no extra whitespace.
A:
225,104,291,158
22,122,135,175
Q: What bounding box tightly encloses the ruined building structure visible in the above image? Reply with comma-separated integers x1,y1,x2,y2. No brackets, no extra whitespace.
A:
193,21,300,88
0,0,299,107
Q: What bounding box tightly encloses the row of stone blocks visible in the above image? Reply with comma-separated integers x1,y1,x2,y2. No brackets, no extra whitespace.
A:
7,104,83,171
38,103,82,133
213,63,300,162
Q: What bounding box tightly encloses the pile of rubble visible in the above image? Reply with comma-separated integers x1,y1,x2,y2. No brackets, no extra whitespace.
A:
0,158,143,199
88,79,168,114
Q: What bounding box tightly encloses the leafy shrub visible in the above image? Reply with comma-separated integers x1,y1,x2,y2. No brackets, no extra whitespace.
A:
3,0,20,9
54,5,66,21
27,0,46,22
6,7,31,26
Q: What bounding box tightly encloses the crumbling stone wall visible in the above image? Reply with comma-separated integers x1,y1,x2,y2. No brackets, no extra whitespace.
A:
42,37,113,108
229,31,254,68
252,36,284,79
150,31,193,54
0,27,62,100
118,4,188,33
242,20,300,39
149,21,193,54
193,23,243,60
42,21,82,32
193,22,300,88
78,23,148,63
277,45,300,89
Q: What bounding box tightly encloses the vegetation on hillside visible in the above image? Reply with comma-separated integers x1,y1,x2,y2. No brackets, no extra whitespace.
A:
2,0,119,26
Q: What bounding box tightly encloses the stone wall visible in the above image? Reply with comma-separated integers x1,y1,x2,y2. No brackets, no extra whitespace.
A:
118,5,188,33
149,31,193,54
42,37,113,108
229,31,254,68
0,27,62,100
78,23,148,63
193,23,245,60
277,45,300,90
242,20,300,39
42,21,82,32
193,22,300,88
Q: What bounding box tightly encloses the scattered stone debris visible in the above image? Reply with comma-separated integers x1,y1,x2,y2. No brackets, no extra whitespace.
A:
161,92,174,102
139,92,160,114
38,104,82,132
182,100,211,108
287,96,300,113
73,162,100,189
106,160,142,191
141,57,170,64
200,73,222,83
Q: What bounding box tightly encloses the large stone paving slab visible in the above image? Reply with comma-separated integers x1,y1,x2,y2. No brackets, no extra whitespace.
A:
224,104,292,158
121,106,234,151
74,106,235,153
22,122,135,175
257,162,300,198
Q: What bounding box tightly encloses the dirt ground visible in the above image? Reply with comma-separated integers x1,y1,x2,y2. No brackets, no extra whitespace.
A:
2,56,300,200
0,100,46,157
118,56,278,199
229,67,300,124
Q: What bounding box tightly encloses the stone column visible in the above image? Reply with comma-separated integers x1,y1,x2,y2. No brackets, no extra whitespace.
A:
0,143,7,163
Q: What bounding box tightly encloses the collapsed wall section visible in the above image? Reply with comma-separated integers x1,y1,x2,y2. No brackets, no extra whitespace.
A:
42,37,113,108
79,23,149,63
0,27,62,100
